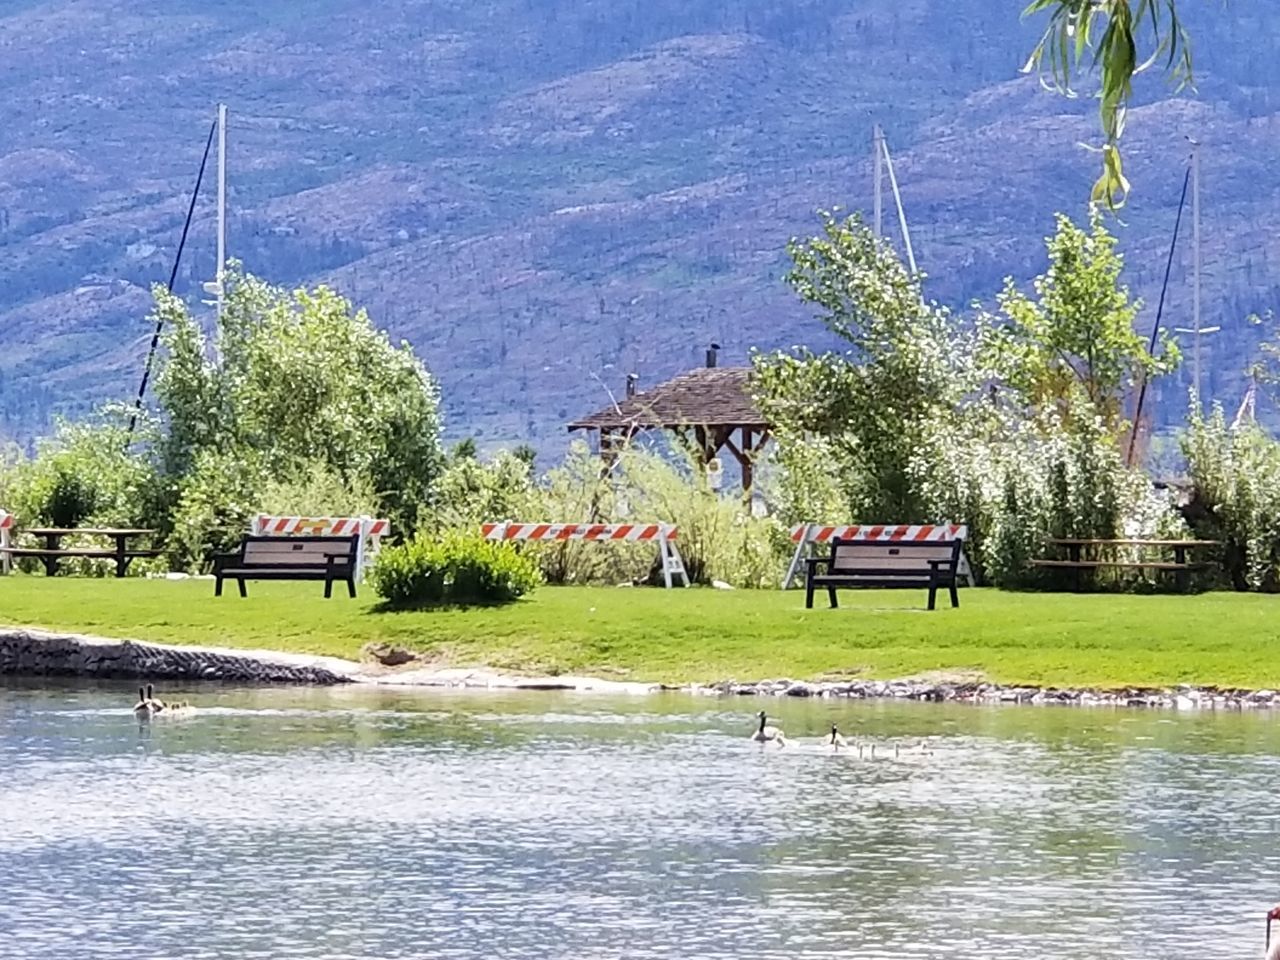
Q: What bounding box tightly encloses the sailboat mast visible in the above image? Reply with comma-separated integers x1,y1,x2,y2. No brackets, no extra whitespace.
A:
216,102,227,322
873,124,884,237
1191,139,1202,411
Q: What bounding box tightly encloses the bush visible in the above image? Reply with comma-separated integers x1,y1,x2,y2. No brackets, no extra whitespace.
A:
1181,405,1280,591
4,411,158,531
529,441,787,588
166,449,267,571
370,533,540,607
424,448,537,534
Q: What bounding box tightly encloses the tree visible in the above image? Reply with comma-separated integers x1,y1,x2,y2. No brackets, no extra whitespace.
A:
982,207,1179,430
754,212,979,520
1024,0,1194,207
154,269,444,534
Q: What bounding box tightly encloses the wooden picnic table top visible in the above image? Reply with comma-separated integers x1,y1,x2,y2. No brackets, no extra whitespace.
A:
1048,538,1220,548
25,527,156,537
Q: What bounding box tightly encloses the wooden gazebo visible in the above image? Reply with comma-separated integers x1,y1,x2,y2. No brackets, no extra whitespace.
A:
567,364,771,490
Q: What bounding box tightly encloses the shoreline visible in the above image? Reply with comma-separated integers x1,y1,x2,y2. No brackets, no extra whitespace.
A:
1,627,1277,711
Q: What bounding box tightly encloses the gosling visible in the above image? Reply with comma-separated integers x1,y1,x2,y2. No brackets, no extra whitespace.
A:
751,710,787,747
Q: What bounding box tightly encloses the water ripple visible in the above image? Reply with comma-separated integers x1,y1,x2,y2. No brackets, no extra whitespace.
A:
0,683,1277,959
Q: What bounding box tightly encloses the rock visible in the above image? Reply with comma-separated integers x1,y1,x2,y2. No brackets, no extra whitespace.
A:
360,642,418,667
711,580,735,590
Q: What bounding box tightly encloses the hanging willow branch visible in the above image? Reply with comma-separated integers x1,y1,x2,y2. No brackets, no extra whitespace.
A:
1022,0,1195,208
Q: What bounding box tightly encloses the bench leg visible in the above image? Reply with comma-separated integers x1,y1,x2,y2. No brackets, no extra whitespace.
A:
215,576,223,597
827,587,838,609
927,584,938,611
949,582,960,608
347,577,356,599
237,578,247,598
805,579,815,609
324,579,333,599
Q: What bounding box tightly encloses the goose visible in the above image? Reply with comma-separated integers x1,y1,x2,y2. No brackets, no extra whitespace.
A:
828,724,848,750
751,710,787,746
133,684,195,720
132,685,158,719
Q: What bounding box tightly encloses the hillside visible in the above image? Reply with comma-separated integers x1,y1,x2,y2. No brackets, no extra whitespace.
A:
3,0,1280,452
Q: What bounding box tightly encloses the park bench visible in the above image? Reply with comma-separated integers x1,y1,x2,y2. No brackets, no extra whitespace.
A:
804,537,964,611
0,527,161,578
212,534,359,598
1031,539,1219,592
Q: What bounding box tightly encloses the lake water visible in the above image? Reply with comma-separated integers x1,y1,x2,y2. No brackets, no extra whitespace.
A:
2,681,1278,959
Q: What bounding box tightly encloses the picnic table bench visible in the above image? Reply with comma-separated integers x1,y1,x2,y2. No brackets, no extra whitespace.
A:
213,534,360,598
1,527,161,577
804,537,964,611
1031,539,1220,591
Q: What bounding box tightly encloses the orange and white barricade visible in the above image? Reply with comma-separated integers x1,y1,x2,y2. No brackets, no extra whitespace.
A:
481,522,689,588
783,523,972,589
252,515,390,579
0,510,13,575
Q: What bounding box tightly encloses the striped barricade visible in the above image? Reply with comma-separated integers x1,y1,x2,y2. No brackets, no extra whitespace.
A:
783,523,972,589
251,515,390,579
481,522,688,588
0,511,12,576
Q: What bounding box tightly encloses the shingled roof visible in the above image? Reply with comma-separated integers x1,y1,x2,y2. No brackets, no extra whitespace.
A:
568,367,767,432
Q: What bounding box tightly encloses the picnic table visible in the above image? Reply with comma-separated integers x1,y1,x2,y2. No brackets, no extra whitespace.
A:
1032,538,1220,592
9,527,161,578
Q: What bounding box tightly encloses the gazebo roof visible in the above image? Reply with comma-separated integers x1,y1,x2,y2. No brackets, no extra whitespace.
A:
567,367,767,432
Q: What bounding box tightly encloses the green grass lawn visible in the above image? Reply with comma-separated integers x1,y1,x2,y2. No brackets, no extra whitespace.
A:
1,577,1278,689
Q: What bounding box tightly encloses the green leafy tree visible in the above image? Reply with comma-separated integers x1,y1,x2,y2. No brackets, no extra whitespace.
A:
154,269,444,535
983,208,1179,431
1024,0,1195,207
754,212,979,520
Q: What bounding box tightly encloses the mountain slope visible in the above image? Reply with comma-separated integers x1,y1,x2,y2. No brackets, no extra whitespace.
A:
2,0,1279,449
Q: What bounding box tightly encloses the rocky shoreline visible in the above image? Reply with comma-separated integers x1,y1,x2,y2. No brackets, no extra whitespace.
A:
0,628,358,685
691,677,1280,710
1,627,1277,710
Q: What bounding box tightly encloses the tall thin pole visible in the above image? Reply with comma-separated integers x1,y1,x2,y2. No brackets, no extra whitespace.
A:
873,124,884,237
1191,139,1202,411
880,134,918,276
215,102,227,322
